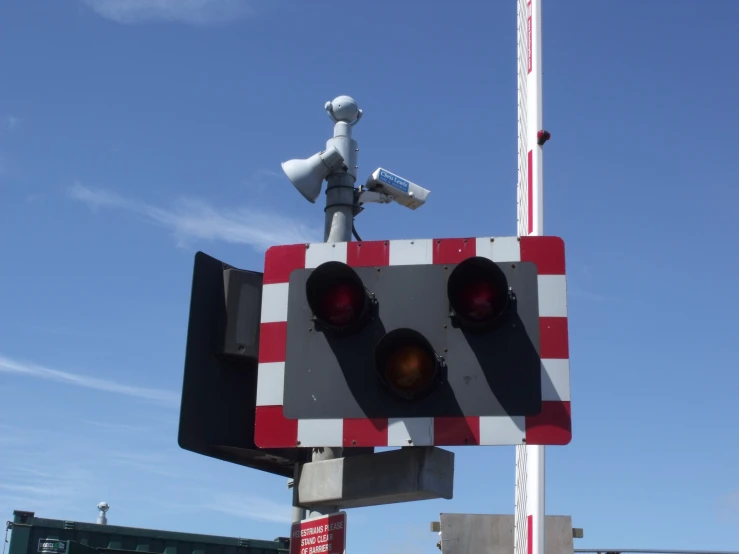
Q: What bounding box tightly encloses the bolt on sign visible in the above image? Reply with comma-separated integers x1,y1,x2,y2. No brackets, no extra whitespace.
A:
290,512,347,554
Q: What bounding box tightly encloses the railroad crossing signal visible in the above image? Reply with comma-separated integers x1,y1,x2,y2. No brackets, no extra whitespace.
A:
254,236,571,449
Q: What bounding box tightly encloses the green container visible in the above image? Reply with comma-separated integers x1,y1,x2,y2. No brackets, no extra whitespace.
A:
6,511,289,554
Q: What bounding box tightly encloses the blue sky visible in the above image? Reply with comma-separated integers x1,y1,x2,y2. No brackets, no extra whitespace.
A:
2,0,739,552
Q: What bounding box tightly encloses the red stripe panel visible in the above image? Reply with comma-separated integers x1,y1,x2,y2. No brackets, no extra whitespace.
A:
525,401,571,445
539,317,569,359
343,418,388,447
520,236,566,275
258,322,287,363
527,515,533,554
263,244,306,284
432,238,477,264
434,416,480,445
347,240,390,267
527,150,533,234
254,405,298,448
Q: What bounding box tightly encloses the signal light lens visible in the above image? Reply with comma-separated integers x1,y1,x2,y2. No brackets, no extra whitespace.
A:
317,282,365,327
454,280,502,322
448,257,510,328
306,261,370,332
375,329,441,400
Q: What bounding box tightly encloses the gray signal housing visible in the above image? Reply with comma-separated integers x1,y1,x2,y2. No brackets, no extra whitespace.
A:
283,261,542,420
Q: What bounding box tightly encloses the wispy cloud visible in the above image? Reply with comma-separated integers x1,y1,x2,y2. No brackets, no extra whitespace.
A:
0,430,115,521
0,455,104,522
244,168,283,194
0,411,285,526
82,0,257,25
23,322,113,338
6,115,20,130
567,264,613,302
142,489,293,524
68,183,320,250
0,460,96,518
200,493,291,524
67,416,175,436
0,482,66,496
0,354,179,407
567,283,613,303
106,451,199,480
0,423,31,447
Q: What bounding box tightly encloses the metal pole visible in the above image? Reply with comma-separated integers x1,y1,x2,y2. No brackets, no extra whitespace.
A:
291,505,306,523
527,1,546,552
324,96,361,243
515,1,546,554
513,0,531,550
305,96,362,518
291,464,306,523
529,0,546,553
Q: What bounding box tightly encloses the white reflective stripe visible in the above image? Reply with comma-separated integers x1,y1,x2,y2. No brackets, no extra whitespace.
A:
387,417,434,446
479,415,526,445
541,358,570,402
256,362,285,406
388,239,433,265
297,418,343,447
260,283,289,323
475,237,522,262
537,275,567,317
305,242,348,267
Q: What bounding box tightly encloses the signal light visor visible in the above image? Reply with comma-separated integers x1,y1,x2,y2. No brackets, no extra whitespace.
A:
306,261,371,333
448,257,511,329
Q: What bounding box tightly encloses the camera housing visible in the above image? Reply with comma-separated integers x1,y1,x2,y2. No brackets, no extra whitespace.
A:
365,168,430,210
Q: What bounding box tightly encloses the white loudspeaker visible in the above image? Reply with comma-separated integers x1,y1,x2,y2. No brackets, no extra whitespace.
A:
281,147,345,203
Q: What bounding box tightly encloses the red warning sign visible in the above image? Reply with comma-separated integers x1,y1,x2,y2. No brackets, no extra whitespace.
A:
289,512,346,554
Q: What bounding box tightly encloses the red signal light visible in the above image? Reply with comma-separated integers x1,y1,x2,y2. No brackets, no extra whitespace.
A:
316,282,365,327
375,328,442,401
448,257,510,329
306,261,371,333
453,280,504,322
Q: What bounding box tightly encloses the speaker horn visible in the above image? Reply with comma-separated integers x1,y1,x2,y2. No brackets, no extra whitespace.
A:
281,147,345,203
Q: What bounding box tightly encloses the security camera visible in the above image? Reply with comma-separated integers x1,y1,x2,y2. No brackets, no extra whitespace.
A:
97,502,109,513
364,168,430,210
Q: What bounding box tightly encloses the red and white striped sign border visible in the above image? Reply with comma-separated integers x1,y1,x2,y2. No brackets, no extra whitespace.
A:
254,236,571,448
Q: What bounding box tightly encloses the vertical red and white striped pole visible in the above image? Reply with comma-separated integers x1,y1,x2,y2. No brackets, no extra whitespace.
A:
515,1,546,554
